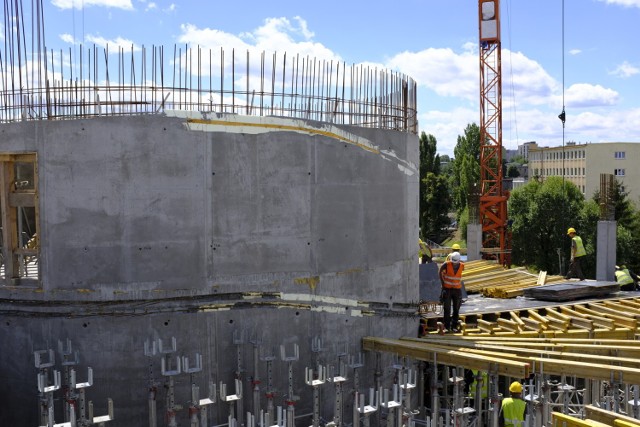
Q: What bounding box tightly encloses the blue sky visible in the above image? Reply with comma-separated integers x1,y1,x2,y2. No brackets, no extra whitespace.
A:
10,0,640,156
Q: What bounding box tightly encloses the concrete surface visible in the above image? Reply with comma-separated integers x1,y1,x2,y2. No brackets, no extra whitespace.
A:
0,112,419,426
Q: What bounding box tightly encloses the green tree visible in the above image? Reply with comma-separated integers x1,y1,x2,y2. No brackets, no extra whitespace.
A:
418,132,450,242
421,172,451,242
510,154,527,165
419,132,440,176
507,165,520,178
452,123,480,214
592,180,635,229
509,176,596,276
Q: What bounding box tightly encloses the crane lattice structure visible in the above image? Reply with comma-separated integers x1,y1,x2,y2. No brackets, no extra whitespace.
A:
478,0,510,265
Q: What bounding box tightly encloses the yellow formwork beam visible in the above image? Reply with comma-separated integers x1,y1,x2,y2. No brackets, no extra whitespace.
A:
552,412,609,427
404,336,640,370
585,406,640,426
361,336,529,378
400,338,640,384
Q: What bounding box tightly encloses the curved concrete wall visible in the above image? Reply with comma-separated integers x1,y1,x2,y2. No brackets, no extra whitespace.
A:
0,112,419,426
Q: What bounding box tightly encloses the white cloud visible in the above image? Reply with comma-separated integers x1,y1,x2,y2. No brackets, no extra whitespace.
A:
598,0,640,7
86,35,139,51
569,108,640,143
145,2,157,11
419,107,478,155
178,18,340,61
52,0,134,10
60,33,76,44
610,61,640,78
565,83,619,108
164,3,176,12
501,50,558,106
178,24,251,50
386,47,477,101
569,49,582,55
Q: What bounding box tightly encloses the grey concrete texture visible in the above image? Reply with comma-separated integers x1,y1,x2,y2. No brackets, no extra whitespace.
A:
0,306,417,426
0,113,418,302
596,220,616,281
0,112,420,425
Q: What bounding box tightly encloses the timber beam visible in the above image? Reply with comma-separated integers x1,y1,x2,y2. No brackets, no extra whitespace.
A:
361,336,529,378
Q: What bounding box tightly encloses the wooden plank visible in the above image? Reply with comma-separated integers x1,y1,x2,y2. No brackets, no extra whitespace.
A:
602,300,640,315
546,316,569,331
8,191,36,207
520,316,544,332
585,406,640,426
573,306,617,329
497,318,520,332
589,302,640,318
552,412,609,427
528,357,640,384
477,319,496,334
574,305,636,329
545,307,572,322
361,337,529,378
526,309,550,327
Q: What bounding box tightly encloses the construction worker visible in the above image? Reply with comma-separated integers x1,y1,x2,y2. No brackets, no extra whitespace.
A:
439,251,464,332
499,381,526,427
565,227,586,281
615,265,639,291
464,369,488,409
445,243,461,262
419,238,432,263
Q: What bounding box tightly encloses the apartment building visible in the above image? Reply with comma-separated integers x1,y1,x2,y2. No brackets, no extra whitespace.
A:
527,142,640,200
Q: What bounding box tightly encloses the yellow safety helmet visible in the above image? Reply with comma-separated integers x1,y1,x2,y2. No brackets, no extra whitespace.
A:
451,243,461,251
509,381,523,393
567,227,576,235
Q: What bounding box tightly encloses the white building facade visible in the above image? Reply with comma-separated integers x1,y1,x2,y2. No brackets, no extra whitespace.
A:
528,142,640,200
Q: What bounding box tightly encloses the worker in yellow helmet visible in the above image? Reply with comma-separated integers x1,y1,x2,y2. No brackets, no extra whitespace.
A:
499,381,527,427
445,243,461,262
565,227,586,281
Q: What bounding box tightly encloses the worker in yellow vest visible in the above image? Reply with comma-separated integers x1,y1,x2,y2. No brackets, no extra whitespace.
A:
499,381,526,427
615,265,639,291
565,227,586,281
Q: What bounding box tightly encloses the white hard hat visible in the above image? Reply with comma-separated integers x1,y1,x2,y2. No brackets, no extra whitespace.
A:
451,252,461,263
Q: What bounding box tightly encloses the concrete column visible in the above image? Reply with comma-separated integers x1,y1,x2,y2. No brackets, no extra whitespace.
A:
596,220,616,281
467,224,483,261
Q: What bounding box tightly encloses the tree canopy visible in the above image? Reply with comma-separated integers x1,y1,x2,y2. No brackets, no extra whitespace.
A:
509,176,598,276
418,132,452,243
452,123,480,214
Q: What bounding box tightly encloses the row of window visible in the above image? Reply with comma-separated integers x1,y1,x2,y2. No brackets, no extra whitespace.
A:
533,168,626,178
530,150,586,161
533,168,586,177
529,150,626,161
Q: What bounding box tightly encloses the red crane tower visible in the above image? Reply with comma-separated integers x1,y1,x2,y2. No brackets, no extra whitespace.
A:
478,0,510,265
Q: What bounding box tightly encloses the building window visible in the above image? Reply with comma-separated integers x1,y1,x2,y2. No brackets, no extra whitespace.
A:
615,151,626,159
0,153,39,286
614,169,625,176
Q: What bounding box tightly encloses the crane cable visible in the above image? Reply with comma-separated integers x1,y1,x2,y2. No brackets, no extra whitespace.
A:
559,0,567,276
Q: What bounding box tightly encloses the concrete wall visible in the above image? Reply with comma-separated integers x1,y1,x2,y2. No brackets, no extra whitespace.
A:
0,112,419,426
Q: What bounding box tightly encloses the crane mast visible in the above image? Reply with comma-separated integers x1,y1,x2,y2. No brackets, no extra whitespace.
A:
478,0,510,265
